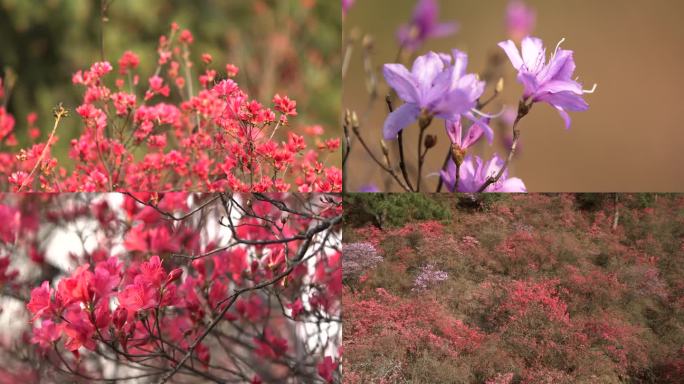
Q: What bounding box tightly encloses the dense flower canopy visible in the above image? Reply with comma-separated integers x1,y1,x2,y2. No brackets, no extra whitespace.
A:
0,25,341,193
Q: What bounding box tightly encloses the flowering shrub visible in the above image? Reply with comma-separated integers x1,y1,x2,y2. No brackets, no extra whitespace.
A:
342,242,382,283
0,193,341,383
0,23,341,193
412,263,448,291
344,193,684,383
343,0,596,192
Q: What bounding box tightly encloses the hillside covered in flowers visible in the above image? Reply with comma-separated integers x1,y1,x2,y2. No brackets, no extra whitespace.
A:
343,194,684,383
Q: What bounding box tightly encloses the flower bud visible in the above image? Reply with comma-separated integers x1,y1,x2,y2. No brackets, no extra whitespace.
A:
113,307,128,329
165,268,183,285
496,78,505,93
424,134,437,149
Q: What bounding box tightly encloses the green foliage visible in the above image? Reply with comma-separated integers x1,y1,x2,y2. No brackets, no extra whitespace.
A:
344,193,450,228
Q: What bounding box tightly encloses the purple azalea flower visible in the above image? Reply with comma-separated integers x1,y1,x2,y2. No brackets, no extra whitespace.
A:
358,184,380,193
446,117,493,151
382,50,485,140
342,0,355,16
397,0,459,50
440,154,526,193
506,0,536,41
498,36,597,128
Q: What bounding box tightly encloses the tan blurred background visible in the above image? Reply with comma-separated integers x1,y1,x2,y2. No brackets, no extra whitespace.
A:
343,0,684,192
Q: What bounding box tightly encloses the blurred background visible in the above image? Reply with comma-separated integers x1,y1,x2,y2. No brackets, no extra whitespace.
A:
343,0,684,192
0,0,340,162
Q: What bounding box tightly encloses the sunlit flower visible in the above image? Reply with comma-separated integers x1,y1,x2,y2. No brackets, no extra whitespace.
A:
383,50,484,139
499,36,596,128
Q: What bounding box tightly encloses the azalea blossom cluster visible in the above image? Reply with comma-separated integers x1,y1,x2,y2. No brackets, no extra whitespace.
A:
341,242,383,283
412,263,448,291
0,193,341,383
0,23,341,193
343,0,596,192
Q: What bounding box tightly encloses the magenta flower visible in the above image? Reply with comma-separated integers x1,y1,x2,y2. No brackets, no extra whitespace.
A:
506,0,536,41
397,0,459,50
383,50,485,140
342,0,354,16
499,36,596,128
440,154,526,193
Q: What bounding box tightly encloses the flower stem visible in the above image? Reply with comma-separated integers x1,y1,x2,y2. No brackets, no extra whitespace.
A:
18,103,68,192
477,99,531,193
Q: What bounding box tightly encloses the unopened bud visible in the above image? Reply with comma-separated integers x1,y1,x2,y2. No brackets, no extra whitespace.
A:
496,78,505,93
362,34,374,49
424,134,437,149
113,307,128,329
165,268,183,285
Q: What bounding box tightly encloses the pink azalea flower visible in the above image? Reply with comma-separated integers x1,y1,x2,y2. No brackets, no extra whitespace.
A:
506,0,536,41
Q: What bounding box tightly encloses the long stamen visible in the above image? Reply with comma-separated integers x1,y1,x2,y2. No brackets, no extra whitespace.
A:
553,38,566,56
583,83,598,94
471,106,506,119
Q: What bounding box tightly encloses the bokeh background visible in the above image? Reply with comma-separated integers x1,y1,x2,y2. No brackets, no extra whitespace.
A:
344,0,684,192
0,0,340,162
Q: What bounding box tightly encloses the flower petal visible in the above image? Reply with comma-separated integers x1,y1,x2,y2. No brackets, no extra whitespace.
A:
440,159,457,192
411,52,445,93
538,49,575,83
430,22,459,38
554,106,572,129
383,64,419,103
498,40,524,70
538,91,589,112
496,177,527,192
383,103,420,140
521,36,545,72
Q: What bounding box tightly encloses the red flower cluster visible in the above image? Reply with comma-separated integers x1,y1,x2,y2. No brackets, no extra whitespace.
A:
0,24,341,193
0,193,342,382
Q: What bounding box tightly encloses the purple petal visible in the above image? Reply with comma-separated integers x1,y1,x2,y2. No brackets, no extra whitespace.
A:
464,113,494,146
411,52,445,92
537,91,589,112
498,40,524,70
413,0,439,28
536,79,583,95
451,49,469,79
555,106,572,129
358,184,380,193
383,103,420,140
496,177,527,192
383,64,419,103
518,72,540,96
440,159,457,192
521,36,545,72
429,22,459,38
538,50,575,84
445,119,463,147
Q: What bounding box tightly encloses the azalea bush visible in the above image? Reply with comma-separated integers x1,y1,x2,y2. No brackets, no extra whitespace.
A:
343,193,684,383
343,0,596,192
0,192,342,383
0,22,341,193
